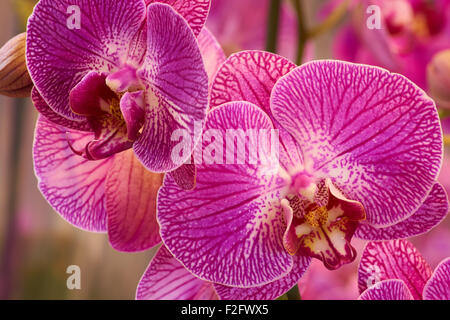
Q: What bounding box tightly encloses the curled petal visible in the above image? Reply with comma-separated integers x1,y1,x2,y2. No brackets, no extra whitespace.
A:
158,102,292,287
69,71,116,116
26,0,147,119
146,0,211,37
136,246,218,300
33,116,113,232
169,163,196,191
271,61,442,227
32,87,92,131
284,181,365,270
214,255,311,300
134,3,208,172
423,258,450,300
120,91,145,141
358,240,432,300
105,150,163,252
359,280,414,300
78,120,133,160
355,182,449,240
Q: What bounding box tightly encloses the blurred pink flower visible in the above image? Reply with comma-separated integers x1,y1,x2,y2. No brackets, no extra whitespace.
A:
298,239,365,300
206,0,298,60
358,240,450,300
333,0,450,90
412,220,450,269
438,118,450,195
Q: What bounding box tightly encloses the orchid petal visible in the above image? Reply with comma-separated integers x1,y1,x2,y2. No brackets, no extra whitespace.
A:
423,258,450,300
355,182,449,240
158,102,292,287
292,181,366,270
358,240,432,300
359,279,414,300
32,87,91,131
26,0,146,120
214,255,311,300
210,50,302,172
69,71,116,117
271,61,442,227
146,0,211,37
81,118,133,160
120,91,145,141
210,50,295,116
197,27,226,90
136,246,218,300
134,3,208,172
168,163,196,191
105,150,163,252
33,116,112,232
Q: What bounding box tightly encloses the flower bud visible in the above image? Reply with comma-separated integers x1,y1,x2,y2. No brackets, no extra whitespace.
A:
427,49,450,110
0,33,32,97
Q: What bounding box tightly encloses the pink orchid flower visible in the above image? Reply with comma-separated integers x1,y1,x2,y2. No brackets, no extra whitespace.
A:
359,239,450,300
28,0,225,251
152,51,446,297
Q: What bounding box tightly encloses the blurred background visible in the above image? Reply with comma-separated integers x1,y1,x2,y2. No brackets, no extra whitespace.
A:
0,0,449,299
0,0,156,299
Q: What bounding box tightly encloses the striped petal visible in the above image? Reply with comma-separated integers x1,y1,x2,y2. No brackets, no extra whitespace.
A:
158,102,292,287
271,61,442,227
26,0,147,120
168,163,196,191
210,50,295,116
146,0,211,37
423,258,450,300
136,246,218,300
33,116,113,232
134,3,208,172
359,280,414,300
105,150,163,252
214,255,311,300
358,240,432,300
210,50,302,172
355,182,449,240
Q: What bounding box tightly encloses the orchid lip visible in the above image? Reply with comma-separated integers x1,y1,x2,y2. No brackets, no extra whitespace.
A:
283,179,366,270
67,69,146,160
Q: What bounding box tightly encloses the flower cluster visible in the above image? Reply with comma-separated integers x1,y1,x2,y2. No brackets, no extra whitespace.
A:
0,0,447,300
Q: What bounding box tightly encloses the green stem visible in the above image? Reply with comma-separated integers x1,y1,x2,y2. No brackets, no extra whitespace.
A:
294,0,349,65
265,0,282,53
307,0,349,39
439,108,450,119
294,0,307,65
286,284,301,300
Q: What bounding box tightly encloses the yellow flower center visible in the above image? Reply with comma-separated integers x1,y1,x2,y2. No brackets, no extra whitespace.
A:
304,206,328,228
